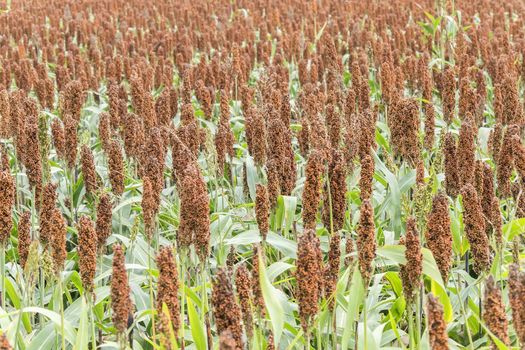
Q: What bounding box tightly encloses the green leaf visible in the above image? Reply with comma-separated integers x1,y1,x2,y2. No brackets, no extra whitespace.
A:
4,277,31,332
258,252,284,345
274,195,297,232
341,265,365,350
281,196,297,233
27,323,55,350
267,262,294,282
74,296,89,350
384,271,402,297
430,280,453,323
376,245,445,287
503,217,525,241
266,232,297,258
471,312,509,350
450,203,463,255
225,229,261,246
187,298,207,350
245,156,257,201
113,195,142,213
22,307,77,345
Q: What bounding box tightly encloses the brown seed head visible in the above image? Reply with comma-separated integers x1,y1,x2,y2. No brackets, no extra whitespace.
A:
296,229,323,333
457,116,476,188
212,268,244,350
39,182,57,246
322,149,347,232
426,294,449,350
359,152,374,202
219,330,236,350
508,264,525,344
512,135,525,180
489,123,503,165
357,109,377,159
324,232,341,310
80,145,99,195
357,199,376,285
425,193,452,282
96,193,112,252
107,140,124,196
63,115,78,169
17,211,31,270
156,246,180,336
141,176,157,240
215,91,235,174
123,113,144,160
62,80,85,121
50,208,67,274
178,165,210,261
0,170,15,244
98,112,111,152
77,216,97,294
51,119,66,160
389,98,421,163
483,277,509,347
255,184,270,240
497,125,519,197
461,184,491,273
302,150,324,230
111,244,131,334
441,67,456,123
424,103,436,150
400,217,422,302
326,104,341,148
235,264,253,338
24,118,43,194
443,133,459,197
170,132,195,183
251,245,265,313
0,332,12,350
245,106,267,166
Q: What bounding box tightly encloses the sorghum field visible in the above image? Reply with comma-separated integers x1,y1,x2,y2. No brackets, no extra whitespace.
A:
1,0,525,349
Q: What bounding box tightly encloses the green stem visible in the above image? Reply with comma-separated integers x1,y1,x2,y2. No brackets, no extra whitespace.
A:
452,273,474,349
0,244,5,311
59,276,66,350
416,294,422,347
90,293,97,350
180,253,186,349
305,330,310,350
408,304,416,350
200,261,208,349
148,238,157,345
68,168,75,224
363,299,368,350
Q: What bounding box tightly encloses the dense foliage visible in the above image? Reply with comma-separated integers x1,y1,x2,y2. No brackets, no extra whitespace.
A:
0,0,524,349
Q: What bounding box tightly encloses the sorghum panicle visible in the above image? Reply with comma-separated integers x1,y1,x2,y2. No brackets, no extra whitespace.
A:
461,184,491,273
77,216,97,294
426,294,449,350
425,193,452,282
0,170,15,244
302,150,324,230
357,199,376,285
483,277,509,347
400,217,422,302
235,264,253,338
17,211,31,270
296,229,323,333
95,193,112,252
111,244,132,334
255,184,270,241
156,247,180,336
212,268,244,350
